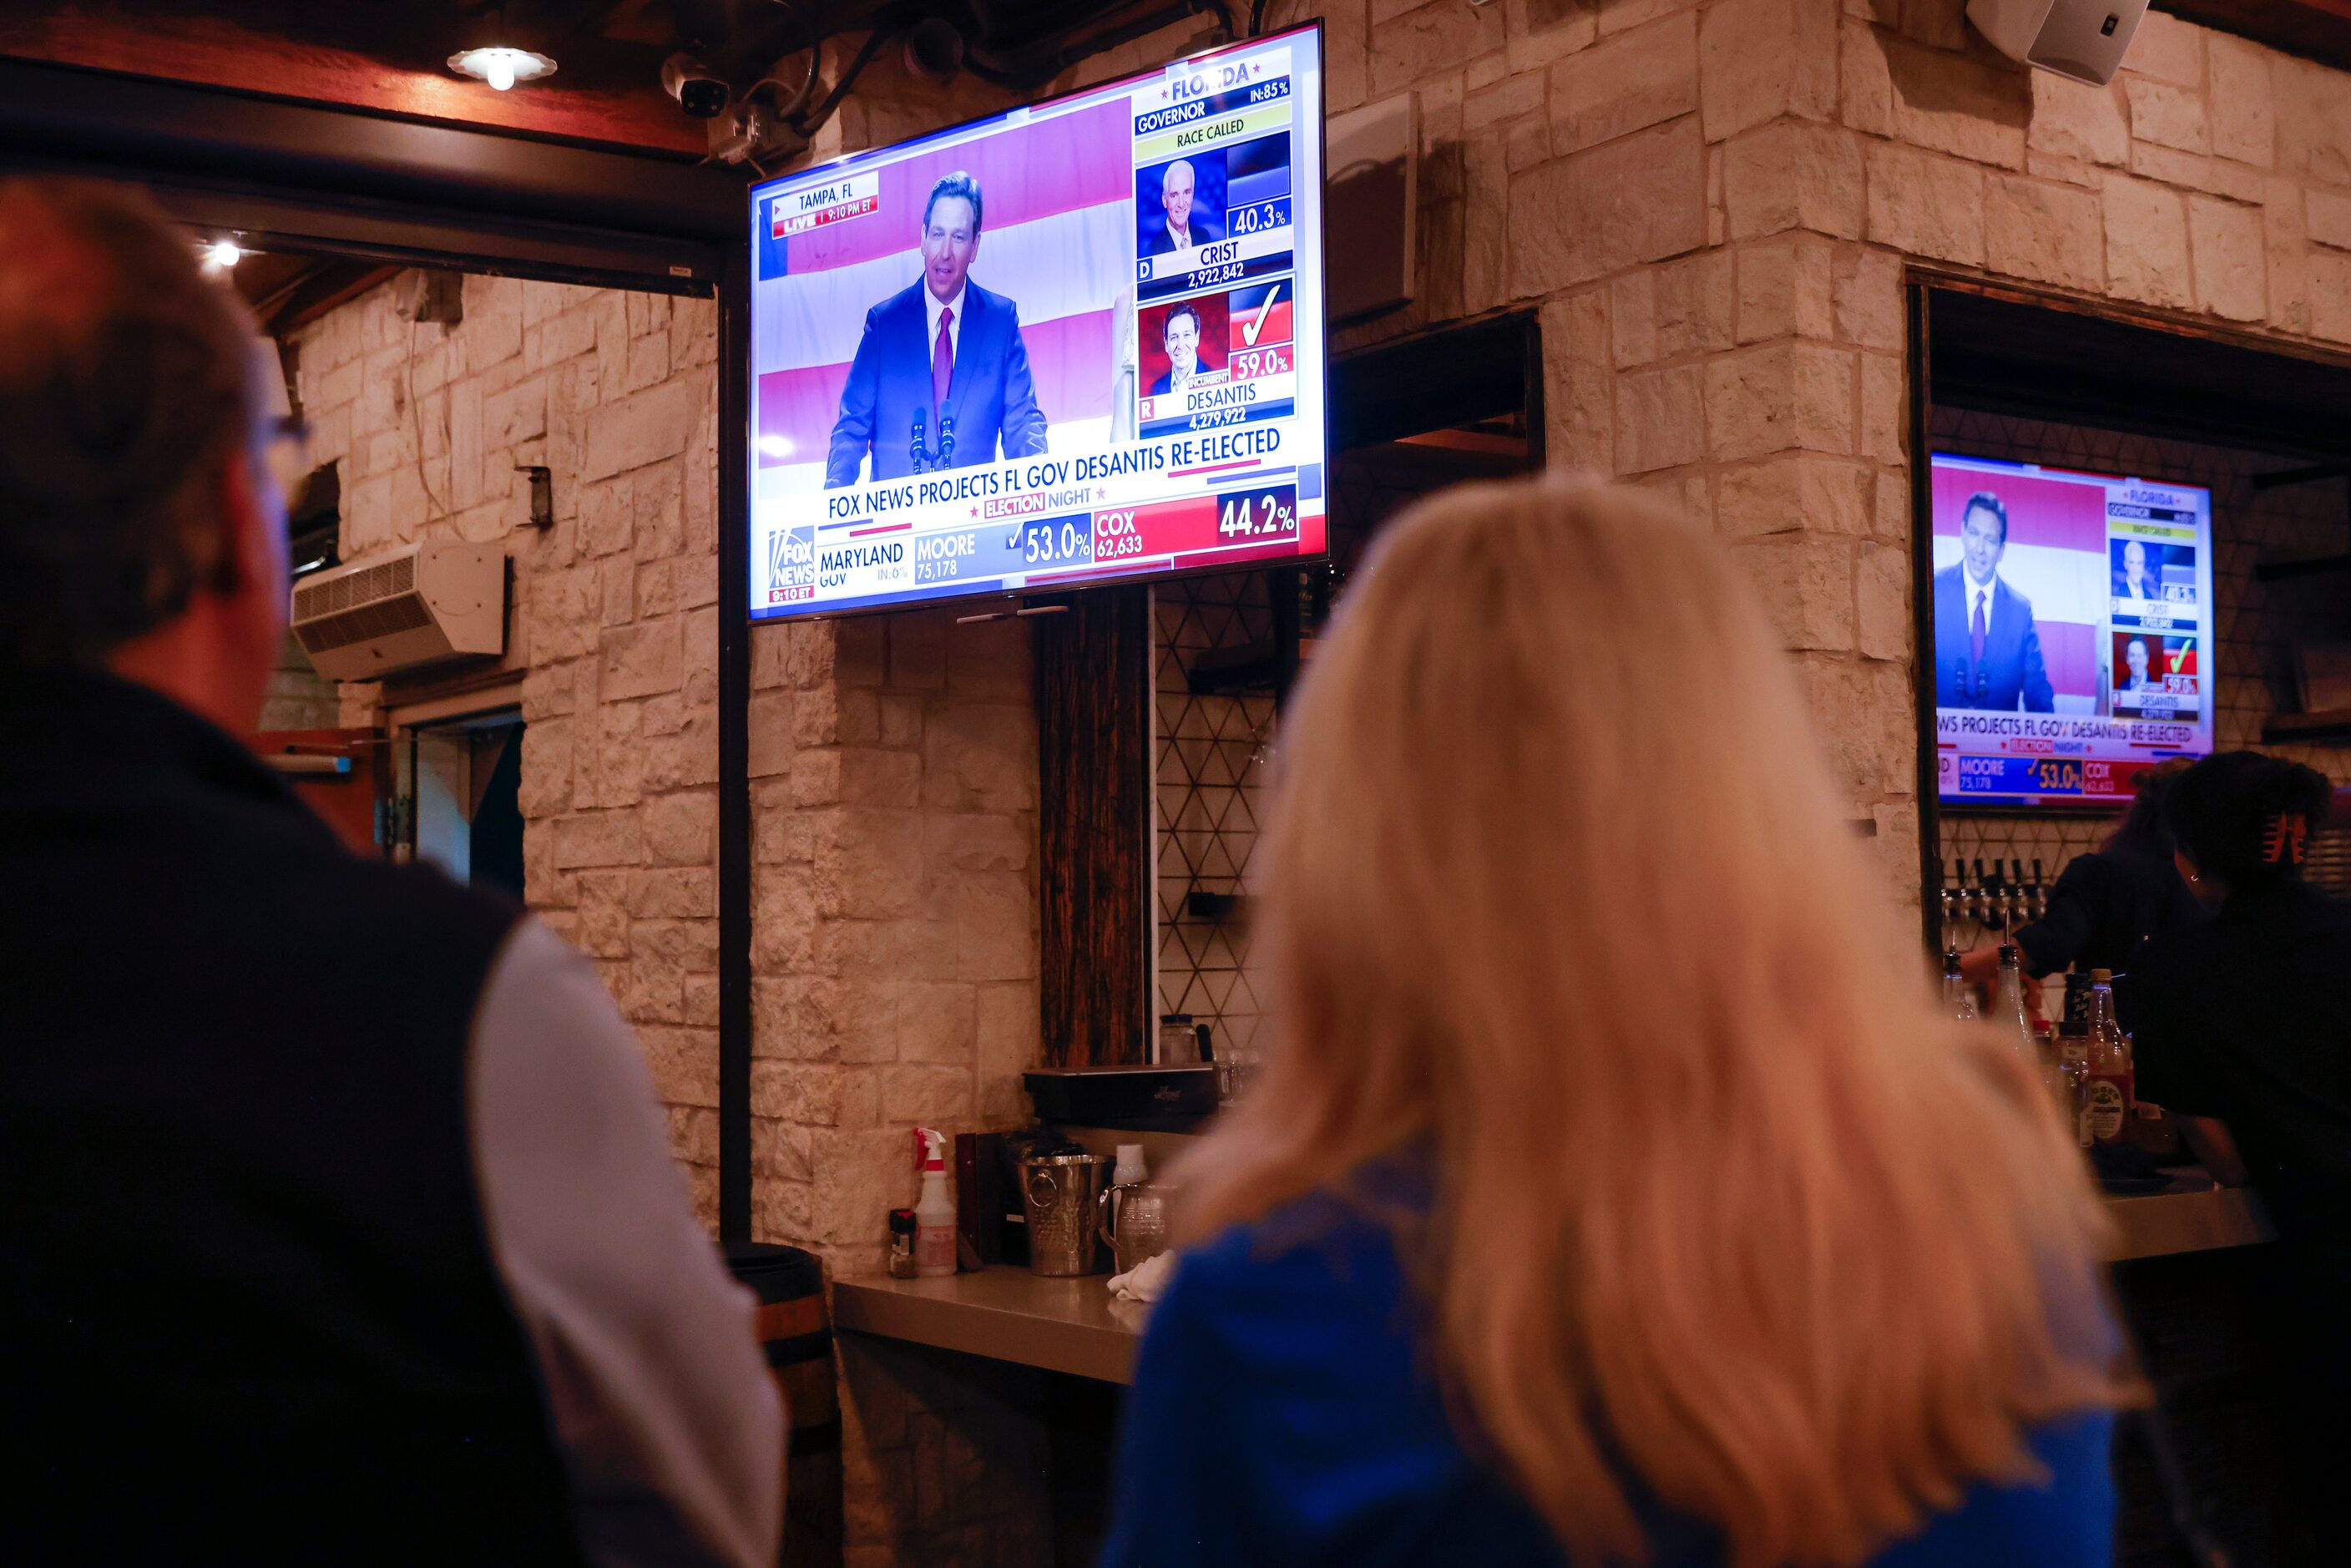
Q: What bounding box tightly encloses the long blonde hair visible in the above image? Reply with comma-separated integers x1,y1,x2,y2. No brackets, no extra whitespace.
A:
1177,478,2126,1566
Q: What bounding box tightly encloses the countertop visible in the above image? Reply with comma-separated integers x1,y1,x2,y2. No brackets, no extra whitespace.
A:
834,1176,2274,1383
833,1266,1152,1384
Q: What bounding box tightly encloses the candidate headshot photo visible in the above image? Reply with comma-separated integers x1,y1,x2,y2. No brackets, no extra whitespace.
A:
1137,154,1226,259
1933,490,2055,713
824,171,1049,488
1139,296,1229,400
2118,635,2163,695
2111,538,2192,604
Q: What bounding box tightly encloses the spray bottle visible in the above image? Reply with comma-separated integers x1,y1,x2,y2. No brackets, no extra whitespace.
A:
913,1128,957,1277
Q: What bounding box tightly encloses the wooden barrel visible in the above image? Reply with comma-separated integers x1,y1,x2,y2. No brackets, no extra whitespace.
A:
726,1242,839,1567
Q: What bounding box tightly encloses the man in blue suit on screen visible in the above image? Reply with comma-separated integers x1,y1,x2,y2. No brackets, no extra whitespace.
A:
1934,491,2055,712
824,172,1049,488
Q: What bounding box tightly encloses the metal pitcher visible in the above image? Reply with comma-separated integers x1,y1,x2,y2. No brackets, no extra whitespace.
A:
1019,1152,1113,1276
1099,1182,1176,1277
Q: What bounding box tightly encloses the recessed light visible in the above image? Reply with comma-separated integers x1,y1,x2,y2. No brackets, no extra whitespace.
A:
448,45,556,92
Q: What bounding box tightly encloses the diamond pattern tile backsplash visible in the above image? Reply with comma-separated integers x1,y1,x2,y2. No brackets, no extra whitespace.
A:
1934,407,2351,945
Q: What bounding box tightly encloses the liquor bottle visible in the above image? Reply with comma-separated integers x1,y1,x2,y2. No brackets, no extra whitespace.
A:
1943,949,1979,1022
2083,972,2134,1146
1991,944,2041,1075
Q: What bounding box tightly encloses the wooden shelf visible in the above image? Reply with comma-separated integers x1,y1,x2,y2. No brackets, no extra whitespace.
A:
2253,552,2351,582
2263,709,2351,743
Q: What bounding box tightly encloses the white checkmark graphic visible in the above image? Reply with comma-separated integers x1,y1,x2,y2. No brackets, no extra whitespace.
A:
1242,282,1282,346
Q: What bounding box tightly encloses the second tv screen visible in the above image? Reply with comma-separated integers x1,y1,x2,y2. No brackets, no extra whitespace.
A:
747,24,1328,620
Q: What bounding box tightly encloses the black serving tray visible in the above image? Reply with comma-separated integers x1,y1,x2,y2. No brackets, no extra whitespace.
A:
1022,1065,1219,1130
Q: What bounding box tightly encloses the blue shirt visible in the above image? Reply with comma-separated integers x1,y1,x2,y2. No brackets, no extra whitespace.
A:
1100,1195,2113,1568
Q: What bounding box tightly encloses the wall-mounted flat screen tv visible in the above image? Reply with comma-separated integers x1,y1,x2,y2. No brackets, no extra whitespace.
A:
746,23,1327,620
1931,452,2215,809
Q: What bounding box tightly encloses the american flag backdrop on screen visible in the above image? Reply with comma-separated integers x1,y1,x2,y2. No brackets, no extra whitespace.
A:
1930,461,2116,714
751,99,1133,493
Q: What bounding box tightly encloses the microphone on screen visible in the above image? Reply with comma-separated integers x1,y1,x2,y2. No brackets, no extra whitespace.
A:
911,408,927,475
937,414,956,469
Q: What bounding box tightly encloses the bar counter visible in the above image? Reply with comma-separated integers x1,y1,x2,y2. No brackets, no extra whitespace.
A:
835,1173,2271,1386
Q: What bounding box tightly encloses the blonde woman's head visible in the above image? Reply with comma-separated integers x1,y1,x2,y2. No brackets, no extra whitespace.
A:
1181,477,2123,1568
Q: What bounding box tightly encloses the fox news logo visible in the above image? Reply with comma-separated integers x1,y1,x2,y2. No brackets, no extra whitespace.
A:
767,525,816,604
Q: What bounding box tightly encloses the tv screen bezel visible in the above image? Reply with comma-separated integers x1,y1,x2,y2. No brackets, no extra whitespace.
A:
741,19,1332,623
1929,448,2217,815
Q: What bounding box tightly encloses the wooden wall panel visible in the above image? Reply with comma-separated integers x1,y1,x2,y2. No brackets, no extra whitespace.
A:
1035,587,1150,1068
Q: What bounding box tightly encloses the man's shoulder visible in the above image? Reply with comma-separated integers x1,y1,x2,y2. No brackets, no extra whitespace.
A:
868,281,925,326
963,280,1017,324
1997,576,2037,616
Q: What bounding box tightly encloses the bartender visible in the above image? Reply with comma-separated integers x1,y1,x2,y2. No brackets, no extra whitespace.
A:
1957,757,2203,991
2122,751,2351,1478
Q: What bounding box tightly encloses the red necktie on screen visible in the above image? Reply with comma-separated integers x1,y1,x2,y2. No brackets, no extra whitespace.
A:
1969,590,1987,669
933,306,953,422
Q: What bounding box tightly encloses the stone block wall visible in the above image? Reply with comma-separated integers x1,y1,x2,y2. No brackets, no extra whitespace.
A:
289,271,727,1218
1322,0,2351,905
744,608,1041,1263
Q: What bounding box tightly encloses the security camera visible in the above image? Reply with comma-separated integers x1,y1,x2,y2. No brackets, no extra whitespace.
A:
662,53,732,119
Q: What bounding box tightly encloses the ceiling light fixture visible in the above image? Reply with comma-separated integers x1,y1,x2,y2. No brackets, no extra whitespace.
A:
449,43,556,91
200,238,243,272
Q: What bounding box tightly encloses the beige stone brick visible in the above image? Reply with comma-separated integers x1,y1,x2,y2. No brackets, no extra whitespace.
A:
1856,541,1910,660
746,691,794,779
1895,0,1965,49
1614,363,1706,473
641,1027,718,1110
1325,0,1369,109
1704,340,1856,461
1468,48,1509,94
1595,0,1697,34
1656,250,1737,355
517,717,573,819
644,789,717,865
1731,535,1853,650
2206,35,2275,169
2309,251,2351,344
953,870,1036,983
2126,77,2210,155
1833,246,1905,351
2264,176,2312,336
1858,352,1904,464
1796,654,1915,797
627,867,715,920
1883,30,2030,169
1507,0,1599,73
584,377,698,481
1466,68,1544,131
2101,173,2193,309
2027,150,2102,188
2127,12,2206,87
1510,117,1705,293
1463,141,1511,316
897,983,978,1065
922,705,1038,812
1722,119,1865,240
578,475,633,559
2028,72,2129,167
1736,233,1837,344
553,810,644,869
1610,271,1660,367
2188,195,2266,321
1698,0,1838,143
812,809,928,920
1371,0,1505,94
2308,189,2351,251
2273,54,2351,189
2125,142,2264,204
1506,118,1553,171
600,616,683,699
1864,143,1985,264
925,813,1033,874
1839,19,1893,138
1541,290,1615,472
1545,13,1696,157
1984,175,2104,291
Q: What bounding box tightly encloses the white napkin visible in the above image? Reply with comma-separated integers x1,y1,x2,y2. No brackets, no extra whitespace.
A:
1107,1249,1176,1302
